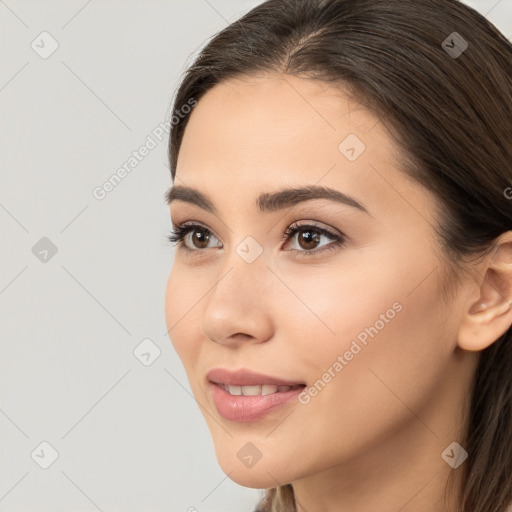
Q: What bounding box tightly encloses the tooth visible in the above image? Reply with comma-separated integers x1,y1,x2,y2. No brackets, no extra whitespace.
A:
228,385,242,395
261,385,278,395
241,385,262,396
223,383,296,396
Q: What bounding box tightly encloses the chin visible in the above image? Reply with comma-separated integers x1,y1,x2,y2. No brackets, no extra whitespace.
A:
211,444,291,488
222,464,290,489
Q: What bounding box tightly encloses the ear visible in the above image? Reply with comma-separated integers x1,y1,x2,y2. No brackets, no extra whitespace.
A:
457,231,512,351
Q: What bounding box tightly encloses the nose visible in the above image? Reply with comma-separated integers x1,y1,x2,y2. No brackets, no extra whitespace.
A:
200,251,274,348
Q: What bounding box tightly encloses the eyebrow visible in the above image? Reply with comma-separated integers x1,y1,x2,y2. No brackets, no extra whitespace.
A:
165,184,370,215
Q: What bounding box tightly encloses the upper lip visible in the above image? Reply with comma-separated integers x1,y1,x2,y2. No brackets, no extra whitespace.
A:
207,368,306,387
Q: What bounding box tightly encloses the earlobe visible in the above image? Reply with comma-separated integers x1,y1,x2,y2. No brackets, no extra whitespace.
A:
457,233,512,352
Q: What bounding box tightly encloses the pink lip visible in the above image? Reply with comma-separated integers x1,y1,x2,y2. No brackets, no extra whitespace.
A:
206,367,305,387
208,381,305,422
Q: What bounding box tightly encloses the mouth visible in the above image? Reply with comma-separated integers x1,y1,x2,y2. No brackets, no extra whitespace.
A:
206,368,307,422
208,381,307,422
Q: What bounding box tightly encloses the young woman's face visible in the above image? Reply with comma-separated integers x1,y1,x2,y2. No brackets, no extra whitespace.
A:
165,74,475,490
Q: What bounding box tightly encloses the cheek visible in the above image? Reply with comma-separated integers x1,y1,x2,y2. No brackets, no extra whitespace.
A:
273,258,405,367
282,261,451,465
282,236,448,377
164,265,203,366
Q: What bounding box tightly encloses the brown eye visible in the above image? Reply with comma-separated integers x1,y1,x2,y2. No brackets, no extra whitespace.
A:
297,229,321,250
167,223,221,252
190,229,210,249
283,222,345,257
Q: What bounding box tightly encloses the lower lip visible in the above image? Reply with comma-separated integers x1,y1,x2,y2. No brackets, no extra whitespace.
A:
208,382,305,422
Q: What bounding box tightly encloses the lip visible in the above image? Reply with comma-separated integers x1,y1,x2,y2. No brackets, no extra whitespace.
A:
206,367,305,387
208,381,305,422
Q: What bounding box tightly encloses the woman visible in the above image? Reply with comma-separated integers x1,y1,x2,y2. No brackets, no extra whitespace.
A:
164,0,512,510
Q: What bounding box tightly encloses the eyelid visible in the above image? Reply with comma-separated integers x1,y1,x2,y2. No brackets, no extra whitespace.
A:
284,219,343,239
171,218,341,240
168,219,346,258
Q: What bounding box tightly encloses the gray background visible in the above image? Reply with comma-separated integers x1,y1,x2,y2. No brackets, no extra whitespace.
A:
1,1,511,511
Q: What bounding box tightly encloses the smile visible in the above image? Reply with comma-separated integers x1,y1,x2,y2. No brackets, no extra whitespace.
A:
219,383,305,396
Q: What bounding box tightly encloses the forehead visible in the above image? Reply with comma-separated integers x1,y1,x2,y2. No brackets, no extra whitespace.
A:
174,73,438,230
177,73,393,175
181,73,379,147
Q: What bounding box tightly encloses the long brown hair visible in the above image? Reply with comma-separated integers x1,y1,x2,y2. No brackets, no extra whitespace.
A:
166,1,512,510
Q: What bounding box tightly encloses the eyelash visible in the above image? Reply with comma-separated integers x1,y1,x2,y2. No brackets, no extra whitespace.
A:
167,221,345,258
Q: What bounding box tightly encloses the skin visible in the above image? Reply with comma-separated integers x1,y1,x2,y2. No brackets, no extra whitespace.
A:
164,73,512,512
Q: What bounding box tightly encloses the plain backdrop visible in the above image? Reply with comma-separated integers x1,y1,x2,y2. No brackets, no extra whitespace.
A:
1,1,511,511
